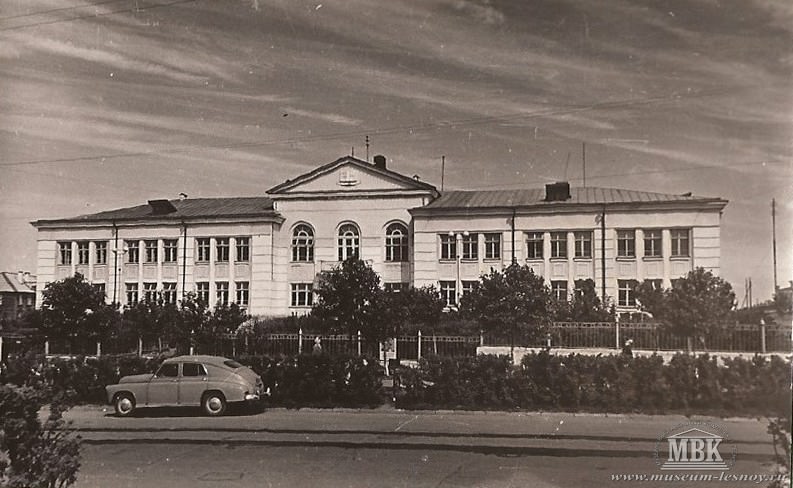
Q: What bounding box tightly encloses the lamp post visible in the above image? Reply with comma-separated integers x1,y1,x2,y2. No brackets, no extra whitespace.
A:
448,230,469,306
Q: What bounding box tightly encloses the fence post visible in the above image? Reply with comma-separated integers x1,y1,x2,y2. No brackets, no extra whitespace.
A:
44,340,49,356
298,328,303,355
138,337,143,357
357,330,362,356
417,330,422,361
479,330,483,347
615,315,620,350
433,334,437,355
96,341,101,357
0,336,3,362
232,338,237,358
760,320,767,354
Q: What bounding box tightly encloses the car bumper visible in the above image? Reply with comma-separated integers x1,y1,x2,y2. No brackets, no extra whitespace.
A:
244,393,260,401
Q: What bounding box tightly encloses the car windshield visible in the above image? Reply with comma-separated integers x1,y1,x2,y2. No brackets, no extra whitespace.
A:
223,360,243,369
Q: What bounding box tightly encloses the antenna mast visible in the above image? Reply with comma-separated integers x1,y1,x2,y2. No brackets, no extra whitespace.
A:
441,155,446,191
365,135,370,162
582,142,587,187
772,198,778,291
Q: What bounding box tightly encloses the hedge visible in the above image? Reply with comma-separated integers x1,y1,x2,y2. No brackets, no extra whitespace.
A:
396,352,791,416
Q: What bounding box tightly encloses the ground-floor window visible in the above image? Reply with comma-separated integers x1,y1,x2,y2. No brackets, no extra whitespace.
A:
291,283,313,307
618,280,638,307
439,281,457,308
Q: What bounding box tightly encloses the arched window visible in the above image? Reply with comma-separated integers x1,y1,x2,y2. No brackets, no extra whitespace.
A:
291,224,314,262
385,222,409,262
337,223,359,261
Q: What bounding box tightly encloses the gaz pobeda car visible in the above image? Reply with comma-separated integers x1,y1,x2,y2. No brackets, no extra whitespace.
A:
106,355,264,417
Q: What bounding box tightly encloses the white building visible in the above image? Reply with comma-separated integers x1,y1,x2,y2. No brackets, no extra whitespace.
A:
32,155,727,316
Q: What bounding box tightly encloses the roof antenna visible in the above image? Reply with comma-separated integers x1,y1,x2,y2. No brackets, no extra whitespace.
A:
582,142,586,188
441,155,446,192
365,135,370,162
351,146,355,157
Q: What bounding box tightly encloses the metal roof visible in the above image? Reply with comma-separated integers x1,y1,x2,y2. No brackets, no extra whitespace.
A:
422,187,726,209
0,272,35,294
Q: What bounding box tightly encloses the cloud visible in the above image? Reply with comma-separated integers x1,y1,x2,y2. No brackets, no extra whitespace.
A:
451,0,505,25
281,107,363,126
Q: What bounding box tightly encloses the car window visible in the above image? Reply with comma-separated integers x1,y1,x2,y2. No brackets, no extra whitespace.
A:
182,363,207,377
223,360,242,369
156,363,179,378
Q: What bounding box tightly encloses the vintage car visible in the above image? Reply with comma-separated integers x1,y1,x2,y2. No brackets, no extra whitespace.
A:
106,355,263,417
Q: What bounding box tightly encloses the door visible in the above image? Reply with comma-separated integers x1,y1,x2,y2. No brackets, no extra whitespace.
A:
147,362,179,406
179,362,208,405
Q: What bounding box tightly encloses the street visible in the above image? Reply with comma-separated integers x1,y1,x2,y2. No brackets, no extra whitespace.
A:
65,407,782,487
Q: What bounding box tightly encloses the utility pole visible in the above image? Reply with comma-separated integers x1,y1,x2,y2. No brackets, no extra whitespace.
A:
441,155,445,192
772,198,778,291
365,135,370,162
582,142,586,188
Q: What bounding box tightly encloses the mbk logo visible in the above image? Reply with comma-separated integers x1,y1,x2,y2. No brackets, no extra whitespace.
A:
660,428,731,471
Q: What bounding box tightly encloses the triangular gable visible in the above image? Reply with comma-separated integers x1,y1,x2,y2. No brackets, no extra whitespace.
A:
667,428,722,439
267,156,438,195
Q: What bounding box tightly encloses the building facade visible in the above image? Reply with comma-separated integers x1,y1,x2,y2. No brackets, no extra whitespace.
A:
32,155,727,316
0,271,36,323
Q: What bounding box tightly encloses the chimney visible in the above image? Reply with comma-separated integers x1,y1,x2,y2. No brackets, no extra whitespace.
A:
373,154,387,170
545,181,571,202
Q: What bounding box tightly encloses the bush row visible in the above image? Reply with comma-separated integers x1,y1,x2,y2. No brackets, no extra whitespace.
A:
0,352,385,408
396,352,792,416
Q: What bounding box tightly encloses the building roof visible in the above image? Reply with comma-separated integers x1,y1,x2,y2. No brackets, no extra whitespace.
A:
32,197,279,227
420,187,727,210
0,272,35,294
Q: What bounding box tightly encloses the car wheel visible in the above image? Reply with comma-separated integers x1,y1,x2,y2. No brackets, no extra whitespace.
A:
114,393,135,417
202,391,227,417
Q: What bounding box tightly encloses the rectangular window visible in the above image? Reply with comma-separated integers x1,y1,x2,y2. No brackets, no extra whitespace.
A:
574,231,592,258
235,237,250,262
552,280,568,301
196,238,210,262
484,233,501,260
461,280,478,296
647,279,663,290
94,241,108,265
440,234,456,260
384,282,408,292
125,283,139,305
671,229,690,257
163,239,178,263
215,282,229,305
526,232,544,260
439,281,457,308
126,240,139,264
182,363,207,377
92,283,106,297
617,230,636,258
196,282,210,303
235,281,249,307
643,229,662,258
58,242,72,265
461,233,478,260
77,242,90,265
162,282,177,304
618,280,637,307
216,238,230,263
290,283,313,307
144,240,158,263
550,232,567,259
143,282,157,303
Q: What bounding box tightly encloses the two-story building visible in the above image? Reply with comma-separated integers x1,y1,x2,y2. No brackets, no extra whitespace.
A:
32,155,727,316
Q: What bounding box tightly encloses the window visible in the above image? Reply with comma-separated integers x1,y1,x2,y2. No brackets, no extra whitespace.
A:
126,240,139,264
461,233,478,260
644,230,662,258
143,282,157,303
216,282,229,305
182,363,207,377
552,281,568,301
216,238,230,263
617,230,636,258
439,281,457,308
484,233,501,260
461,280,478,296
92,283,106,297
618,280,637,307
155,363,179,378
337,224,359,261
196,238,210,262
196,282,210,303
77,242,90,265
236,237,250,262
235,281,249,307
574,231,592,258
550,232,567,259
291,283,313,307
671,229,690,257
58,242,72,265
646,279,663,291
440,234,456,260
95,241,108,265
125,283,139,305
384,282,408,292
163,282,177,304
526,232,544,260
291,225,314,262
144,240,158,263
163,240,178,263
385,223,409,262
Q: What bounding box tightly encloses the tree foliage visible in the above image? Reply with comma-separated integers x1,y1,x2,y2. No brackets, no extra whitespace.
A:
554,279,614,322
375,285,446,336
635,268,736,350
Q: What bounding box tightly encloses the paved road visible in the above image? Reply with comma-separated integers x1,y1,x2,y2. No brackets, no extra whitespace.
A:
65,406,783,488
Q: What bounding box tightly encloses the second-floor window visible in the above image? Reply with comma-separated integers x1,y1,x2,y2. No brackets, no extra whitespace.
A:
385,223,409,262
440,234,456,260
216,282,229,305
216,238,230,263
574,231,592,258
196,238,210,262
526,232,543,260
77,242,90,265
196,282,210,303
292,225,314,262
163,282,177,304
617,230,635,258
95,241,108,265
671,229,690,257
58,242,72,265
236,237,250,262
461,233,478,260
126,240,139,264
338,224,359,261
484,233,501,260
644,229,662,258
550,232,567,259
163,240,178,263
144,240,158,263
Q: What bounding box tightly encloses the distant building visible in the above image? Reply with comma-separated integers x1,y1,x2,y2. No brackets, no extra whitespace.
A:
0,271,36,323
31,155,727,316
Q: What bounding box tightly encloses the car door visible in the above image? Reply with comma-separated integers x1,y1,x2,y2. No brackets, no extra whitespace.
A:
147,362,180,406
179,362,208,406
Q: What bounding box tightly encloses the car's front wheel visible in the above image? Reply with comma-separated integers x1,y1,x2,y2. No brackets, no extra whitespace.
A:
114,393,136,417
202,391,227,416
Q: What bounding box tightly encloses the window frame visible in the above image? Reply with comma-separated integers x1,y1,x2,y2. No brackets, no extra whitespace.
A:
337,223,360,261
215,281,229,306
385,222,409,262
77,241,90,265
617,279,638,307
550,232,567,259
126,240,140,264
162,282,177,304
290,283,313,307
526,232,544,260
551,280,568,301
196,282,210,303
125,283,139,305
484,233,501,260
670,228,691,257
291,224,315,263
574,231,592,259
461,233,478,261
235,237,250,262
144,240,158,264
95,241,108,265
163,239,178,263
235,281,249,307
216,238,230,263
196,238,210,263
439,281,457,308
616,230,636,258
439,234,456,261
143,282,157,303
643,229,662,258
58,242,72,266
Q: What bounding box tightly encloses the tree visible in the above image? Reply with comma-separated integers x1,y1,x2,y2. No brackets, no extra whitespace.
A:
635,268,735,351
459,264,554,356
38,273,118,352
375,285,446,337
312,258,383,341
120,294,181,351
555,279,614,322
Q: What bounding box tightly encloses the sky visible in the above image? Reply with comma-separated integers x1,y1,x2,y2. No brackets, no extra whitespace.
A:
0,0,791,303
